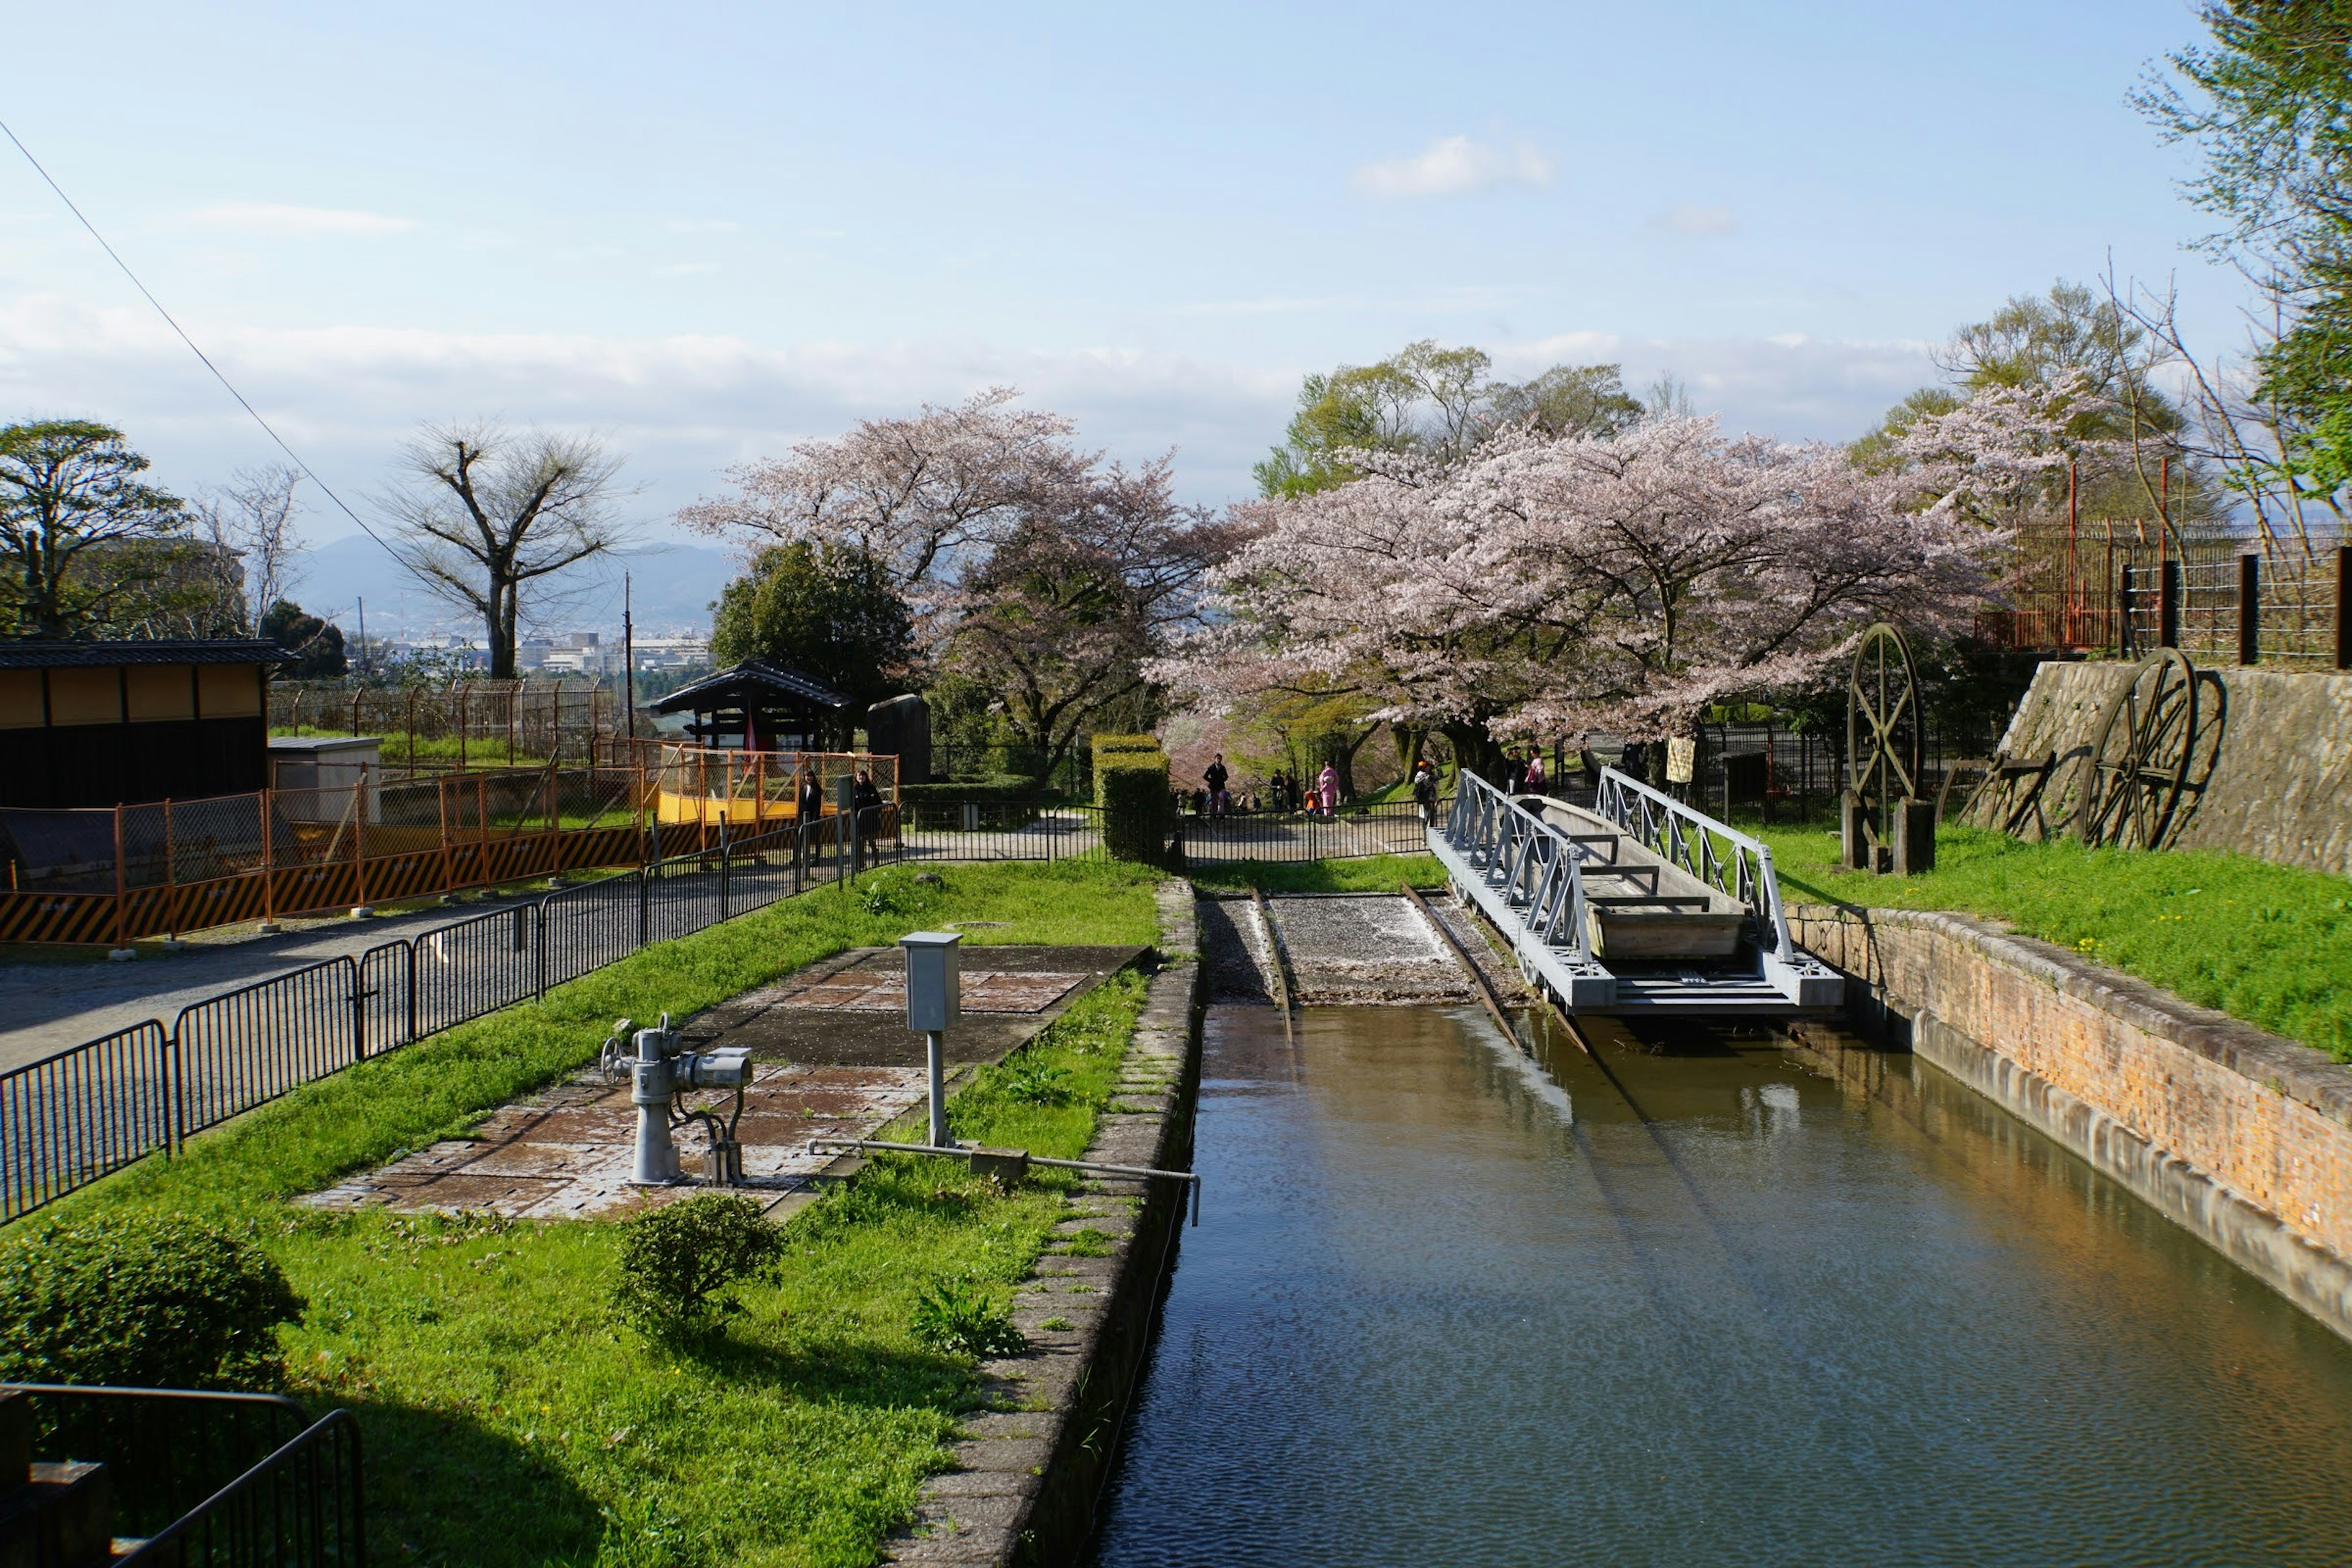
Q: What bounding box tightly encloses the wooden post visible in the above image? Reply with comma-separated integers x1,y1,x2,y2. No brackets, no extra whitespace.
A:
256,785,277,930
2239,553,2260,666
2160,559,2182,649
164,799,180,941
112,802,127,952
352,775,370,914
458,683,469,771
2337,546,2352,671
2065,461,2079,646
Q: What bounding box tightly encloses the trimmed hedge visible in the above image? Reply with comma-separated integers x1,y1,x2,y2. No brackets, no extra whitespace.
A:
1090,733,1162,764
1095,741,1172,864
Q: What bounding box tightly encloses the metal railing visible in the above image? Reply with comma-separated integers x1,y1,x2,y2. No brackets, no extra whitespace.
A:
899,801,1106,864
1174,801,1433,864
1593,766,1796,965
0,816,879,1224
1443,773,1597,970
5,787,1421,1223
6,1383,361,1566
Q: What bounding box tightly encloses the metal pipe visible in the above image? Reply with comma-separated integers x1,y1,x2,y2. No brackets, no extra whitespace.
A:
808,1136,1202,1224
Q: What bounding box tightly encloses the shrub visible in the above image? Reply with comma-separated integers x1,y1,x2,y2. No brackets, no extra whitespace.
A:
908,1277,1026,1358
613,1194,784,1338
1096,745,1172,865
0,1213,305,1390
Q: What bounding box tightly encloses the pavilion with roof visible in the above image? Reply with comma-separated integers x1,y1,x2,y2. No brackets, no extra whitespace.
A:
647,660,856,752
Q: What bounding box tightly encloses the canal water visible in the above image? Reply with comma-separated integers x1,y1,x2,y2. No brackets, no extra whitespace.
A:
1086,1005,2352,1567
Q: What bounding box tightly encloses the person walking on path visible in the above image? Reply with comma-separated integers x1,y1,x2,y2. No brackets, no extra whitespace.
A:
1411,758,1439,823
1521,750,1547,799
852,768,884,869
1316,761,1340,818
1204,753,1231,817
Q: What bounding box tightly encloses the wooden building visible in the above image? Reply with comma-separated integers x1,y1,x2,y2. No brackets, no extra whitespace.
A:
0,639,288,809
649,660,855,752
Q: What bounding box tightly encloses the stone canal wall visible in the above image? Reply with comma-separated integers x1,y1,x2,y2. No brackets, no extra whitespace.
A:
1792,903,2352,1343
1967,660,2352,876
884,880,1204,1567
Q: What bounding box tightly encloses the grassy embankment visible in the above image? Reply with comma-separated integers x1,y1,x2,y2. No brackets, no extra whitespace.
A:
1756,822,2352,1063
25,861,1164,1568
272,725,559,771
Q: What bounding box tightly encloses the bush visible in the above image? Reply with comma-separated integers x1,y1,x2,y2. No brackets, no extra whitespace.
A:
0,1214,305,1390
1097,750,1172,864
613,1194,785,1338
908,1277,1026,1358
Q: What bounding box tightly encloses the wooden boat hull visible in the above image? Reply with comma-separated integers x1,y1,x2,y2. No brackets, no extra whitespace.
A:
1527,799,1751,960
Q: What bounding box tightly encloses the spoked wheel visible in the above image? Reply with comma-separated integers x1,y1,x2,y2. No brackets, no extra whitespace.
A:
2078,649,2197,850
1845,622,1924,848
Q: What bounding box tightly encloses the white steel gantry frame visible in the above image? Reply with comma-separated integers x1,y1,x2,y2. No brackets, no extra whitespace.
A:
1428,768,1841,1016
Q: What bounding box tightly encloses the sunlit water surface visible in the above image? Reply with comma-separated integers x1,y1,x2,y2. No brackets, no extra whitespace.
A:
1085,1006,2352,1567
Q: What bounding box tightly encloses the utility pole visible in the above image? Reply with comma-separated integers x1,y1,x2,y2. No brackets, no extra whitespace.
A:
356,597,367,678
623,571,636,751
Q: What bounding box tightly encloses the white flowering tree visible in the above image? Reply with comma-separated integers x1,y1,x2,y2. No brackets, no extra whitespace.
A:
1158,415,1998,772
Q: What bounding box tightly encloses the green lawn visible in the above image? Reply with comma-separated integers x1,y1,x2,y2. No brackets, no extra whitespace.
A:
1185,852,1446,895
1758,823,2352,1062
23,861,1165,1567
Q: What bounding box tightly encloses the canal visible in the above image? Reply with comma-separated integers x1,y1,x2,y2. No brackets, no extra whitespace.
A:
1087,1004,2352,1566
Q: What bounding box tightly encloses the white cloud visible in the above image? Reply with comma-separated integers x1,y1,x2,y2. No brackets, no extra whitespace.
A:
185,203,416,237
0,293,1936,551
1652,203,1736,236
659,262,722,276
1351,135,1552,200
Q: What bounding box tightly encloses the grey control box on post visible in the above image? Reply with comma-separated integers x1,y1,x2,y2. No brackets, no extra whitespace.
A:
902,930,962,1147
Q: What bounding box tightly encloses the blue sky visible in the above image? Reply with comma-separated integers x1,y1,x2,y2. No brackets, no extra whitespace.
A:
0,0,2241,578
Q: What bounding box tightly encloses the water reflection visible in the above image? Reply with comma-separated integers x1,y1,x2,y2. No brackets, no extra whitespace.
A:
1087,1005,2352,1568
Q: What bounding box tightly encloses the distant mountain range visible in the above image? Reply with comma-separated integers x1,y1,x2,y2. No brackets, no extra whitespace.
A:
284,535,739,641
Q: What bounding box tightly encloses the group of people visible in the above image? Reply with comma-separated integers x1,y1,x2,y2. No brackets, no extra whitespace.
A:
1201,754,1343,818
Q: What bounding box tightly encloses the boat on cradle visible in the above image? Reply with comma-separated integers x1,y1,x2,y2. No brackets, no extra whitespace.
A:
1525,797,1747,960
1427,767,1841,1017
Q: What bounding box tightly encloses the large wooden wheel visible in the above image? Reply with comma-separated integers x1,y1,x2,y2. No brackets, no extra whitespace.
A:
1846,623,1923,847
2078,649,2198,850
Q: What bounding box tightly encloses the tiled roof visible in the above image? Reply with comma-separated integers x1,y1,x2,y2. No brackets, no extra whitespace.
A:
649,659,854,714
0,639,294,669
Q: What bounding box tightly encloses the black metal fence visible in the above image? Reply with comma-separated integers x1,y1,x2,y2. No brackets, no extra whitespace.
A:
2,794,1434,1224
899,802,1106,864
1174,802,1433,863
7,1382,362,1567
0,816,878,1224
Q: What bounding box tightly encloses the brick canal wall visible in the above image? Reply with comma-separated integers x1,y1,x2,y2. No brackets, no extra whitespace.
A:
1966,660,2352,876
1793,903,2352,1343
884,880,1203,1567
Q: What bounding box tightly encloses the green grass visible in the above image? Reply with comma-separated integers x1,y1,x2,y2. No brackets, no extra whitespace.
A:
1184,852,1446,894
273,725,559,771
1757,822,2352,1061
24,861,1164,1567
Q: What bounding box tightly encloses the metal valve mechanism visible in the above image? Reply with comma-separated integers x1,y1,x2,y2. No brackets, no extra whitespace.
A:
599,1014,755,1186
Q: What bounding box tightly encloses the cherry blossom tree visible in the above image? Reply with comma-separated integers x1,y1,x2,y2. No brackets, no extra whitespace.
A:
946,458,1237,785
1158,415,1997,766
678,388,1089,614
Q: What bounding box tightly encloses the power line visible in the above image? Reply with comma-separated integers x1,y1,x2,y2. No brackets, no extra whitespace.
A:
0,115,393,551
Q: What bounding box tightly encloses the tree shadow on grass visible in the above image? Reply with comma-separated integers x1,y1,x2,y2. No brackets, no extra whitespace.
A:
664,1326,979,1413
356,1401,606,1568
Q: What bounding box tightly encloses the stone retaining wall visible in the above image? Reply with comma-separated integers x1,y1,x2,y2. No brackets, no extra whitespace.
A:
883,880,1202,1566
1793,902,2352,1342
1967,660,2352,876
